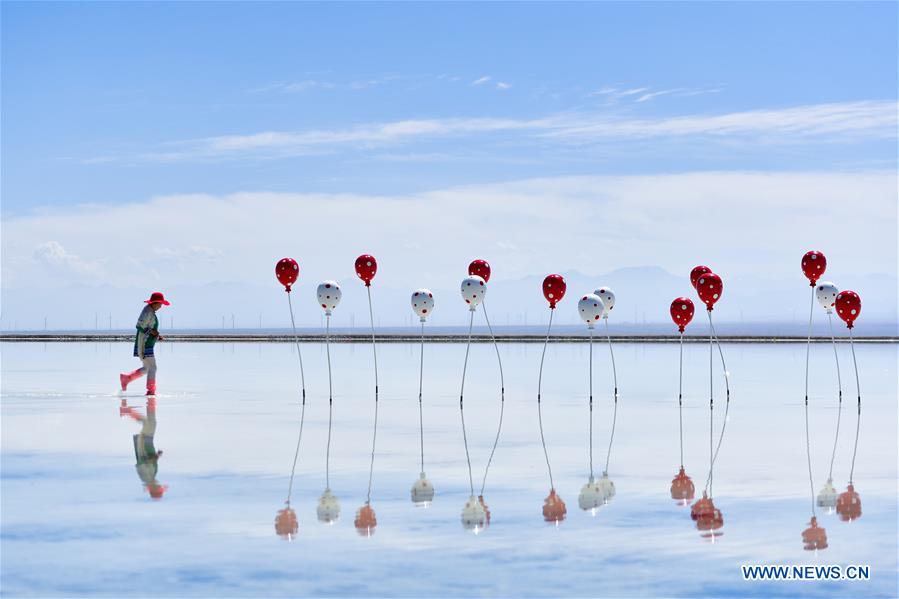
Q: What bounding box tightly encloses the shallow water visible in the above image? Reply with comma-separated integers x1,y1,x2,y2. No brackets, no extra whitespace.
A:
1,340,896,597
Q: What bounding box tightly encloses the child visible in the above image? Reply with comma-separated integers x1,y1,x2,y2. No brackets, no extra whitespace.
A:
120,291,170,395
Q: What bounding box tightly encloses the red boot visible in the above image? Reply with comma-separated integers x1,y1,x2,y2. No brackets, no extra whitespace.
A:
146,380,157,396
120,370,142,391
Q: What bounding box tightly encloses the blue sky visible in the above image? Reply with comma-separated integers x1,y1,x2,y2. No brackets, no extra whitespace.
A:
1,2,897,327
3,2,896,209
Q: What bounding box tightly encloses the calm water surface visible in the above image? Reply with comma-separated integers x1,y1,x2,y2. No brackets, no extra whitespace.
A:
1,341,896,597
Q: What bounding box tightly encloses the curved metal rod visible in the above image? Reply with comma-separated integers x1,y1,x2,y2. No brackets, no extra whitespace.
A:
802,288,816,515
364,286,379,504
536,309,556,490
325,314,333,489
826,312,843,481
589,326,594,479
678,331,685,467
417,320,426,474
708,317,730,468
847,327,862,484
284,291,307,505
459,311,476,496
479,302,505,496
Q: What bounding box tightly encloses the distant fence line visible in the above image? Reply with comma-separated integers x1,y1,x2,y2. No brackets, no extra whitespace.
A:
1,333,896,344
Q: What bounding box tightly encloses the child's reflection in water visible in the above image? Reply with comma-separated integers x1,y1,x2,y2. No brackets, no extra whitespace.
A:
120,397,167,500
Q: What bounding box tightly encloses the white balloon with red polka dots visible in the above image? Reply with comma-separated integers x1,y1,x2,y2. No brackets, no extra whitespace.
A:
316,281,342,315
815,282,839,314
460,276,486,311
411,289,436,322
593,286,616,319
578,293,606,329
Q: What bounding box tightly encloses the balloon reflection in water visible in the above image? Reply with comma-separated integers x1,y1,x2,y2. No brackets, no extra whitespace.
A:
354,503,377,537
802,516,828,551
543,489,567,524
691,492,724,540
461,495,488,533
836,484,862,522
275,507,298,540
670,468,695,505
317,488,340,524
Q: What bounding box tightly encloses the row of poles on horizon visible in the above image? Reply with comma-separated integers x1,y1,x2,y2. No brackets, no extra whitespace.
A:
269,252,863,547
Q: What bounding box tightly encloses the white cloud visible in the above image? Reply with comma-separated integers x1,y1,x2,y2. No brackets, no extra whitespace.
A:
127,100,897,162
496,82,512,90
5,171,894,294
472,76,492,86
31,241,104,278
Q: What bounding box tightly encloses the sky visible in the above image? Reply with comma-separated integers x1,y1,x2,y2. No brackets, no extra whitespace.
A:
1,2,897,329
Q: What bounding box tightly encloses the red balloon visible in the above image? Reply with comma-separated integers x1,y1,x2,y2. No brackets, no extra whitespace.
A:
696,272,723,311
275,258,299,292
835,290,861,329
670,297,695,333
468,259,491,283
690,266,712,290
542,274,566,309
354,254,378,286
801,250,826,286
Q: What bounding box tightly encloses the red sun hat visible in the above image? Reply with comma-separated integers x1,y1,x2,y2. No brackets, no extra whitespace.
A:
144,292,171,306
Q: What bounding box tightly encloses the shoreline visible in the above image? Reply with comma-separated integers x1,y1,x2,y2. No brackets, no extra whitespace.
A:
1,333,896,344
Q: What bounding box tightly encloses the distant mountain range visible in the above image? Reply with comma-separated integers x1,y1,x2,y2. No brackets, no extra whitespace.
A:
2,266,895,335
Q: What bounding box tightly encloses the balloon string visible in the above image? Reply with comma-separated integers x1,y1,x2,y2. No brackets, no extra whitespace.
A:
459,310,476,496
286,292,307,401
603,318,618,475
325,313,333,490
848,327,862,484
826,312,843,481
482,301,505,393
678,331,684,468
589,326,594,480
479,301,505,497
537,309,556,490
365,285,379,504
418,319,425,474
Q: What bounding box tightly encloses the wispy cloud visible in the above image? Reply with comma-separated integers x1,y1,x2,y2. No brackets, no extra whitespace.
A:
123,100,897,162
472,76,492,86
250,76,402,94
590,85,721,103
496,81,512,90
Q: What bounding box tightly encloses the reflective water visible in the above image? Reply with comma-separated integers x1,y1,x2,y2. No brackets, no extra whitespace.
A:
1,341,896,597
